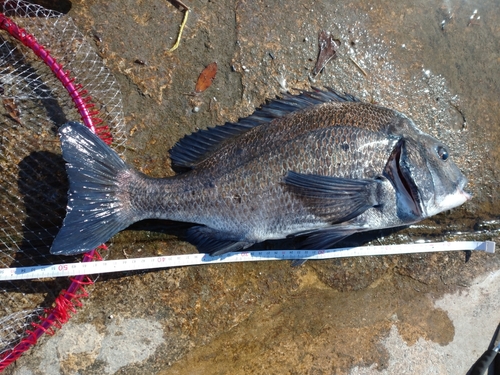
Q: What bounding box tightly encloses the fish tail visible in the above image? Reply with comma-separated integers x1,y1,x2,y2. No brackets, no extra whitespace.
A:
51,122,135,255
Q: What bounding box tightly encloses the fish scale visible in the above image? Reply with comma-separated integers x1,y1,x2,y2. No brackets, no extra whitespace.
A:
49,88,470,256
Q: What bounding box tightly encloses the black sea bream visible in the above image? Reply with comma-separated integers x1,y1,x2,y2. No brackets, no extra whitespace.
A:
50,88,470,256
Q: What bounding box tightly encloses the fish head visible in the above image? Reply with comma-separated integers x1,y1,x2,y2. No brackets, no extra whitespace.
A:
384,119,470,222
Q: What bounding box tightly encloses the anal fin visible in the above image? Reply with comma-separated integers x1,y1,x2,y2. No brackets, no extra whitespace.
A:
299,227,357,249
186,226,252,256
290,227,357,266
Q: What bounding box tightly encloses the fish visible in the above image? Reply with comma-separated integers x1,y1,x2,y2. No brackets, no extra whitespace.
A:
50,88,471,256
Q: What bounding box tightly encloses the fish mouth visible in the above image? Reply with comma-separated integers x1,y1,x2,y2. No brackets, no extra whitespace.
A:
384,139,423,218
458,179,472,201
462,190,472,201
425,178,471,217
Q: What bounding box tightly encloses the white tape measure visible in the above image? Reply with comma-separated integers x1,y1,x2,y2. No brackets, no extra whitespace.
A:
0,241,494,281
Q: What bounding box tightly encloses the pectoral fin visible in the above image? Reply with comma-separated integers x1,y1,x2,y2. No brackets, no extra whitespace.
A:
284,171,381,223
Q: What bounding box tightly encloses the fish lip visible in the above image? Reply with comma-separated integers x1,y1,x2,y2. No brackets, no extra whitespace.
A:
458,178,472,201
457,175,474,202
461,190,472,201
383,139,423,217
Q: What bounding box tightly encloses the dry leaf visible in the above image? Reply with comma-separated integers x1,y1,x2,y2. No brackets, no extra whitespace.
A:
3,98,21,124
195,62,217,93
313,31,340,76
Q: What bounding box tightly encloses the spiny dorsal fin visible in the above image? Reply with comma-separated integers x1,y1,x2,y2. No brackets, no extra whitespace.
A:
169,87,359,172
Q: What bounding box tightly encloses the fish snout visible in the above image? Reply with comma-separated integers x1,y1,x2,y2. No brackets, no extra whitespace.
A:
458,177,472,201
461,189,472,201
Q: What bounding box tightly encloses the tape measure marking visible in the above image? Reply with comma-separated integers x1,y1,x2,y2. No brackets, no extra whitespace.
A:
0,241,495,281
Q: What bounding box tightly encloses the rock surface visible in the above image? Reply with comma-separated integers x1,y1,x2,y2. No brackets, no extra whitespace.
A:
6,0,500,374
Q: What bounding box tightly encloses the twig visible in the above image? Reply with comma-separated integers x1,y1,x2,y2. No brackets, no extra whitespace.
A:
450,102,467,130
349,56,367,77
170,0,190,11
166,8,190,52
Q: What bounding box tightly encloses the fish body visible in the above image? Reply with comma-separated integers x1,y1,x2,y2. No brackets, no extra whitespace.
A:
50,88,470,256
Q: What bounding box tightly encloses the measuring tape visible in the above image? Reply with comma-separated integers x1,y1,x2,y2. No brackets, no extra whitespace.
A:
0,241,495,281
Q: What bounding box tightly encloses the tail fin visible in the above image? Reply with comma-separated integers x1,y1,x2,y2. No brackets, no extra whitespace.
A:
50,122,134,255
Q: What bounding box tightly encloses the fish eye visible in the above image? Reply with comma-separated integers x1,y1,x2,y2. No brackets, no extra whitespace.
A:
437,145,449,161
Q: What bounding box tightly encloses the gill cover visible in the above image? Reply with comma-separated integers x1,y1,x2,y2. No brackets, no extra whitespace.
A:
383,138,423,220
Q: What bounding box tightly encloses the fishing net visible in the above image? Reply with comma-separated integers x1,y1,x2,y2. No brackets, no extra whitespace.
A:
0,0,126,369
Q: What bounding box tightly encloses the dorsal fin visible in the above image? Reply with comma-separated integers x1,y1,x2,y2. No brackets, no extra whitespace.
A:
169,87,359,172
